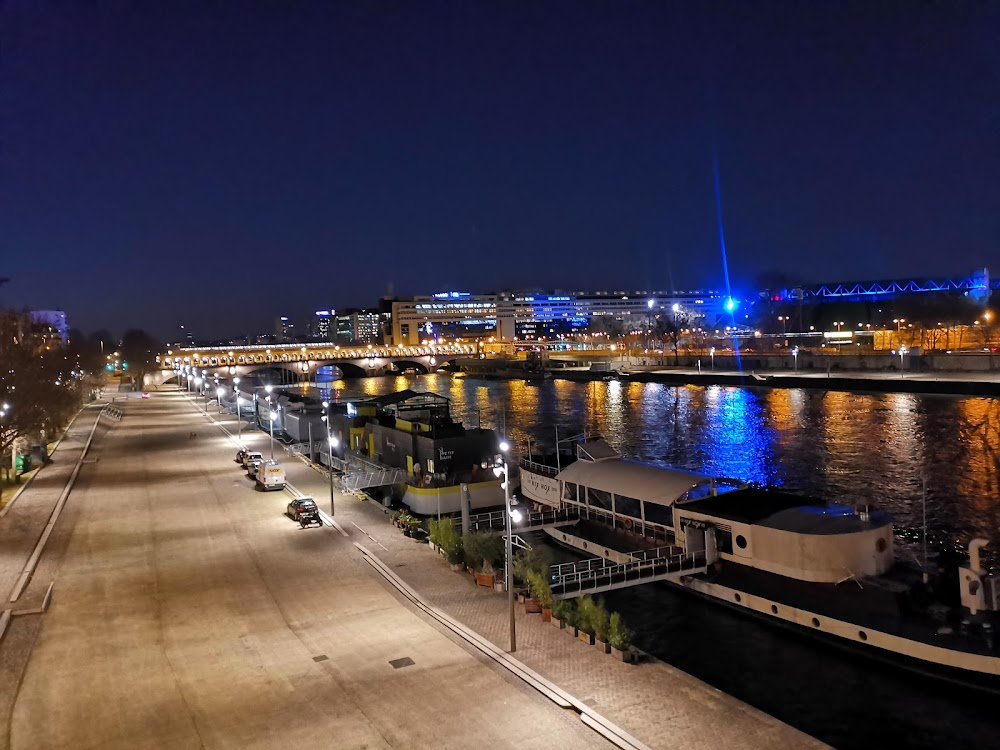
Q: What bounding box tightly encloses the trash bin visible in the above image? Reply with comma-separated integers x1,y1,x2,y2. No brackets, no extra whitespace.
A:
16,455,32,473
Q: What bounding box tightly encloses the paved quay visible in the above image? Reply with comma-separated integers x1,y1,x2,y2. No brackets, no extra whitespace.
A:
2,390,616,750
0,388,825,749
215,400,826,749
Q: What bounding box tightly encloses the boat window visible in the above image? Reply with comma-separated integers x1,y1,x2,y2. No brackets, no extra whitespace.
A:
563,482,577,502
716,528,733,554
643,501,673,527
614,495,642,519
587,487,613,512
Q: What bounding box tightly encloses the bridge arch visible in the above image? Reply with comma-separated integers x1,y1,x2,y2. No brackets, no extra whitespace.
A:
389,359,430,375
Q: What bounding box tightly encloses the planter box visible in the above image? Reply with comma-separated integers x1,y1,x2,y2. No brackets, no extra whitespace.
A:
450,563,465,572
611,647,635,663
541,607,552,623
595,638,611,655
578,631,595,646
551,616,565,630
494,581,506,593
524,598,542,614
475,572,496,589
517,593,526,604
428,542,437,552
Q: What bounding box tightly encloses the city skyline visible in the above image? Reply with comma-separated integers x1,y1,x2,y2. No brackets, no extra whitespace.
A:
2,2,997,339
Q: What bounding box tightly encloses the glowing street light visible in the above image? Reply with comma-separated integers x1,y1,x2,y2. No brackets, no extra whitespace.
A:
709,346,715,371
494,439,518,653
899,345,908,379
792,346,799,372
268,409,278,459
216,386,225,413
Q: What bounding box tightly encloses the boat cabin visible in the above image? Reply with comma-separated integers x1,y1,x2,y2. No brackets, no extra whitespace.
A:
674,490,895,583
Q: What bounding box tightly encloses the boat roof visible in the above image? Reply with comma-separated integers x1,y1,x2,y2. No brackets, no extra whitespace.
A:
557,457,713,507
678,488,892,534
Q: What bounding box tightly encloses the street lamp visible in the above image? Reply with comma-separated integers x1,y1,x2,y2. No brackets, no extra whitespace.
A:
268,409,278,459
899,345,908,378
494,440,520,653
323,400,337,518
216,387,225,413
778,316,787,335
834,321,844,333
792,346,799,372
709,346,715,371
234,378,242,444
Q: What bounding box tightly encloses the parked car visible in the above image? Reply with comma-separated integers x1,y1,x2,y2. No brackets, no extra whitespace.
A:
236,448,249,465
255,461,286,491
286,496,319,523
247,458,264,479
242,450,263,469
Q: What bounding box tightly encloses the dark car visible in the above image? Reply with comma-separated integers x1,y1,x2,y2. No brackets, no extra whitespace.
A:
286,496,318,522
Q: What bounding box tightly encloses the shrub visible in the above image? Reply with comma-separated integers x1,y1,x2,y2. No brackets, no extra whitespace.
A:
608,612,633,650
525,569,553,610
436,520,464,564
576,595,600,635
513,545,553,583
463,531,505,572
592,600,611,642
427,518,441,546
555,599,576,627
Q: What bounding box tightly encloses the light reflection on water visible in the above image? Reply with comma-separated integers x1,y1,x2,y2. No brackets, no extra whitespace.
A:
302,373,1000,545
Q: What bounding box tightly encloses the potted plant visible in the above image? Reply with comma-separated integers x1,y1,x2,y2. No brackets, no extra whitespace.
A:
576,595,598,645
526,570,553,622
550,600,568,630
427,518,440,551
563,600,581,637
592,600,611,654
609,612,635,663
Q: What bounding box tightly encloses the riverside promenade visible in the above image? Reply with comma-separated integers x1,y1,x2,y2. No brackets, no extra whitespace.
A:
0,388,824,750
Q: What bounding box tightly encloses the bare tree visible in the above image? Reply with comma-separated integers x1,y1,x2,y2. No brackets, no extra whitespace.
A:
120,329,163,391
655,312,690,366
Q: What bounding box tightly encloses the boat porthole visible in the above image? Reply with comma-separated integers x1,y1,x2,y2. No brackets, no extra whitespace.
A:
811,617,820,628
562,534,567,541
583,543,588,550
735,535,747,549
734,593,741,603
858,631,868,641
875,538,887,553
605,550,610,557
771,605,778,614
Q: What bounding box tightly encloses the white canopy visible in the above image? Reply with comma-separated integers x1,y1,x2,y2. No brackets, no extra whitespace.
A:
557,457,711,507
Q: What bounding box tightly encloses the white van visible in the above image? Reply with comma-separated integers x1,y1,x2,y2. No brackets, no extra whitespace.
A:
255,461,286,491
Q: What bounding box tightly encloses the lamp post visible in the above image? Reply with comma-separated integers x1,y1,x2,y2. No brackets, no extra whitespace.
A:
778,315,786,336
323,400,337,518
1,403,13,480
216,387,225,413
234,377,242,444
269,409,277,460
899,345,908,379
792,346,799,372
494,440,521,653
709,346,715,371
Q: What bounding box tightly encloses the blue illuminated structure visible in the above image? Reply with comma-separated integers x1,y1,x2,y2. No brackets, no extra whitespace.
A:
773,268,995,304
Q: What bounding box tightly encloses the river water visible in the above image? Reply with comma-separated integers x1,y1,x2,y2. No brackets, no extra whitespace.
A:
306,372,1000,747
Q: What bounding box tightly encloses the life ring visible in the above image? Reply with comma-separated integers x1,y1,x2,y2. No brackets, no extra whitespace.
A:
623,518,633,531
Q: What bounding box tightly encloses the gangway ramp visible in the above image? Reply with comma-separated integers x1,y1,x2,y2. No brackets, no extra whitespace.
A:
549,548,707,599
456,507,580,534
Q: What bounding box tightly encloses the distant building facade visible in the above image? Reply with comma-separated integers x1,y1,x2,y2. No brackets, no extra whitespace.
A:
389,290,734,345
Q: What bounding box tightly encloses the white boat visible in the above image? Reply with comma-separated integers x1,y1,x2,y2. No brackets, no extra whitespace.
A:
519,438,1000,688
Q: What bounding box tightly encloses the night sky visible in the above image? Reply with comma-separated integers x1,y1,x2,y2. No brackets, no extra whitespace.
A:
2,1,997,340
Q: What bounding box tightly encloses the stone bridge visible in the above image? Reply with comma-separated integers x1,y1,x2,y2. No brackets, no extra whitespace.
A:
151,343,476,386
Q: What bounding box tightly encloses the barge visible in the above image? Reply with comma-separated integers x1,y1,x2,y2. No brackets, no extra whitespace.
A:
519,438,1000,687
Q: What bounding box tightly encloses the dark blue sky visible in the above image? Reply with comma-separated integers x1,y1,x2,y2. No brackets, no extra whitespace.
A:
2,1,997,340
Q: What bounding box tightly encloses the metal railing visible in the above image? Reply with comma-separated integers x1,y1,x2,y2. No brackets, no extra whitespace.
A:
455,506,580,533
549,549,707,598
518,459,559,477
581,506,675,545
